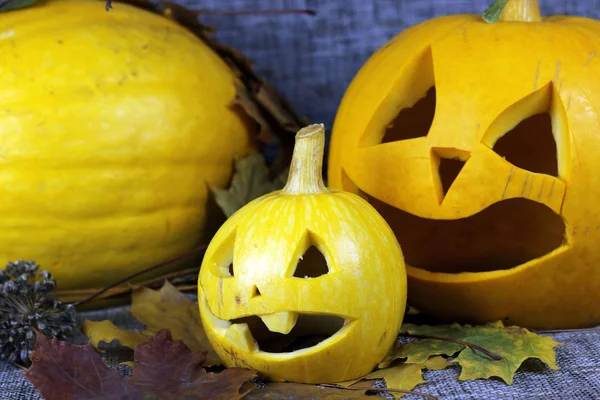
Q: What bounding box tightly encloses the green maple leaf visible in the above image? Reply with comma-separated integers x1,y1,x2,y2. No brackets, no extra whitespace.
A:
380,337,463,366
385,321,562,385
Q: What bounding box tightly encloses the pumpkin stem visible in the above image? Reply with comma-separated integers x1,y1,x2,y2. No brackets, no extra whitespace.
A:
483,0,542,23
281,123,329,195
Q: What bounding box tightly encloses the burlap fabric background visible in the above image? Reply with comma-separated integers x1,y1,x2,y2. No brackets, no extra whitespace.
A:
2,303,599,400
2,0,600,398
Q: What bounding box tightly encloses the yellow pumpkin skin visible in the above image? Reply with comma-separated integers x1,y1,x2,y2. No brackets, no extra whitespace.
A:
0,0,255,293
199,125,407,383
327,1,600,329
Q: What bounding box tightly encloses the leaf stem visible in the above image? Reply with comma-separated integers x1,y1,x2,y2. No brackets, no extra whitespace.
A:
9,360,27,371
399,333,503,361
71,244,208,308
318,384,438,400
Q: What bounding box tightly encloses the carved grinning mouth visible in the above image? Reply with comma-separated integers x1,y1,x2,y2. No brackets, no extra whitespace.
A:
229,314,347,353
201,296,350,354
366,195,567,273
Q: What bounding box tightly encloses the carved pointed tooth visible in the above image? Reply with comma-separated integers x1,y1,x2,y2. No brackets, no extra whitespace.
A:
260,311,298,334
225,323,257,353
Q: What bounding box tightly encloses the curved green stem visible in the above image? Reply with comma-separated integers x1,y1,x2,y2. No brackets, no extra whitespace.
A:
483,0,542,23
483,0,509,23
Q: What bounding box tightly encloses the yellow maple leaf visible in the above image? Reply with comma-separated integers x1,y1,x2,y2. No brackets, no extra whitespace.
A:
81,281,221,366
351,357,448,399
82,319,153,352
129,281,221,365
364,363,425,398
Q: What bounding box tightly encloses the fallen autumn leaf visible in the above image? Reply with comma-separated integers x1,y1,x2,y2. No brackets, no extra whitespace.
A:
129,281,221,365
25,330,134,400
361,356,449,399
393,321,562,384
210,150,289,218
129,330,256,399
25,329,256,400
82,319,153,352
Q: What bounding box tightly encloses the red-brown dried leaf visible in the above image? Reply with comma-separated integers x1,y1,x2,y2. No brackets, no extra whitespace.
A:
25,329,257,400
25,331,137,400
129,329,207,395
130,329,256,399
181,368,259,400
232,84,276,144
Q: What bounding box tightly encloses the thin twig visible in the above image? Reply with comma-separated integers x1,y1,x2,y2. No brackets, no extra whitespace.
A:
400,333,502,361
91,275,199,299
196,9,317,16
72,244,208,307
319,383,438,400
127,267,200,290
535,327,600,334
166,284,197,293
105,0,316,16
57,267,200,299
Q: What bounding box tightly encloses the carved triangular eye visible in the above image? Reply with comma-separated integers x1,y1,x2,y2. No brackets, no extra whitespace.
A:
382,86,436,143
381,46,435,144
360,45,436,147
291,231,330,279
293,244,329,278
482,82,570,178
493,112,556,176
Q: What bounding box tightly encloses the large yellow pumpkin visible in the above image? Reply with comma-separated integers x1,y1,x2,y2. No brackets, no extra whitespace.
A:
327,0,600,329
0,0,256,294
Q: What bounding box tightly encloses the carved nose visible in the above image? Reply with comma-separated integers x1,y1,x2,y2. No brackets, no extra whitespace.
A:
431,147,470,203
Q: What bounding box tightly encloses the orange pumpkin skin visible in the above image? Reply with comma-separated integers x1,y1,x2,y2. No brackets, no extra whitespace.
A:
327,3,600,329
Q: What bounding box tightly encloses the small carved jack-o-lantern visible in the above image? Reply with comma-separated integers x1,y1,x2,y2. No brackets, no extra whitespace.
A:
327,0,600,329
198,124,407,383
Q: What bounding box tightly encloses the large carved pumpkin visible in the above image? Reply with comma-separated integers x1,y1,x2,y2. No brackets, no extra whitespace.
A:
0,0,256,295
327,0,600,329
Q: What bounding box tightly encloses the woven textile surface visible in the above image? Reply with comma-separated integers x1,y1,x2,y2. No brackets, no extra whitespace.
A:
1,303,599,400
2,0,600,399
